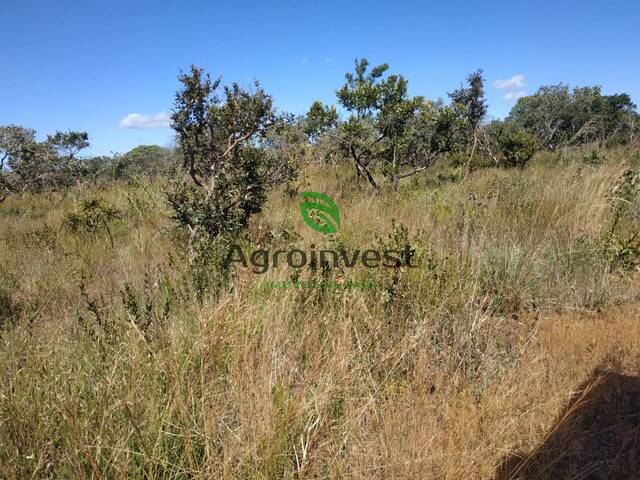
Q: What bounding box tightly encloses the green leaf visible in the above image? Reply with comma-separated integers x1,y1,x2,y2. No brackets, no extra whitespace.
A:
299,192,341,234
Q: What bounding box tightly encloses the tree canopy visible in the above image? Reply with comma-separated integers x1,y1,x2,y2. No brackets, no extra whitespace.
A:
0,126,89,198
507,84,637,149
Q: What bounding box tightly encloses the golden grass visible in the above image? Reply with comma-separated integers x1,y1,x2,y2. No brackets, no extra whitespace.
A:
1,149,639,478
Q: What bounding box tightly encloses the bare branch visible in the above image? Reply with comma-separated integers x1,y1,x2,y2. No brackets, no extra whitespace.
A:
391,153,439,189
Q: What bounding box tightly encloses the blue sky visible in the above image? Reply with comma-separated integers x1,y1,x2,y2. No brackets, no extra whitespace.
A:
1,0,639,156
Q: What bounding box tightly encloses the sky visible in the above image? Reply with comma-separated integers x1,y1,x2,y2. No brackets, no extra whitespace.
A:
1,0,639,156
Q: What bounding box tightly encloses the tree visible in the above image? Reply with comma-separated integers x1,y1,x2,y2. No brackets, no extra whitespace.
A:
304,101,338,144
262,117,304,189
47,131,89,162
0,126,89,199
333,59,392,187
114,145,174,179
80,155,116,181
168,66,281,269
46,130,90,184
336,58,392,120
303,102,341,166
0,126,35,201
508,84,638,149
508,84,571,150
448,70,487,175
485,121,539,168
329,58,461,189
334,58,420,188
387,100,459,189
169,66,289,297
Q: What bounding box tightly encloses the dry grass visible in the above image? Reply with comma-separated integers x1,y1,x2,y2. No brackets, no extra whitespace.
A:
1,148,639,479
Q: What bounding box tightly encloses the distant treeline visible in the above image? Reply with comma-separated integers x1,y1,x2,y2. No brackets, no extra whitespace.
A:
0,132,176,200
1,59,638,201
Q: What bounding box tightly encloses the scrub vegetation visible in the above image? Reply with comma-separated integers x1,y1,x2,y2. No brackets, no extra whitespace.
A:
1,60,640,479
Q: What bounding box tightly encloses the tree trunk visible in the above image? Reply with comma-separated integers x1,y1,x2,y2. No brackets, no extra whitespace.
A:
350,145,379,189
464,130,478,179
391,154,438,189
361,163,379,189
480,129,499,165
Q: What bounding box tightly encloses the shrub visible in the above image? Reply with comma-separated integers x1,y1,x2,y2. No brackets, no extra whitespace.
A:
487,122,539,168
604,169,640,272
0,126,89,195
168,66,284,298
65,198,121,247
114,145,175,179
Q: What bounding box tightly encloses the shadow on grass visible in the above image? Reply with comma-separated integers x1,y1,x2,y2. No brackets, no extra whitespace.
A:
495,368,640,480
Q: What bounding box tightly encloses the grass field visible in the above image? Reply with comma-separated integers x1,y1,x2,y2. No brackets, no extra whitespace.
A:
1,147,639,478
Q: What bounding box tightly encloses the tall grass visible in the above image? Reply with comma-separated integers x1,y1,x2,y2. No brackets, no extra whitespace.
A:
1,149,639,478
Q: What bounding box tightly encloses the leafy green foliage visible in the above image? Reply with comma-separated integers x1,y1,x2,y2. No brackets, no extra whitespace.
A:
114,145,175,179
304,101,338,143
169,66,274,235
508,84,638,149
604,169,640,271
65,198,121,233
262,119,303,189
449,70,487,140
330,58,464,189
47,130,89,161
486,121,539,168
168,66,287,297
0,125,90,196
82,155,117,181
448,70,489,174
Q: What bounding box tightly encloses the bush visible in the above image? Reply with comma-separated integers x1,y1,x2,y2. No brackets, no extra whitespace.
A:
487,122,539,168
65,198,121,247
168,66,284,298
114,145,175,179
604,169,640,272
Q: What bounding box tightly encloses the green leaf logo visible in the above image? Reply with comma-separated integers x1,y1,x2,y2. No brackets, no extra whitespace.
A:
299,192,341,234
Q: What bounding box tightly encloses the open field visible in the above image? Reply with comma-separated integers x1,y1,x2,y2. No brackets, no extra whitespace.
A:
1,147,640,478
3,0,640,477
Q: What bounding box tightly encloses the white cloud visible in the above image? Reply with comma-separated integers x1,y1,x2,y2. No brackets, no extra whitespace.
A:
503,90,527,100
493,74,527,101
493,74,526,90
119,112,170,129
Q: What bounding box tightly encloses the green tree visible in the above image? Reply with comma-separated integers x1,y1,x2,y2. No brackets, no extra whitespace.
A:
0,126,89,198
0,126,35,200
508,84,571,149
169,65,278,238
114,144,174,179
168,66,282,296
262,117,303,189
304,101,338,144
81,155,116,181
485,121,539,168
47,131,89,161
47,130,90,184
331,58,461,189
508,84,638,149
448,70,487,175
